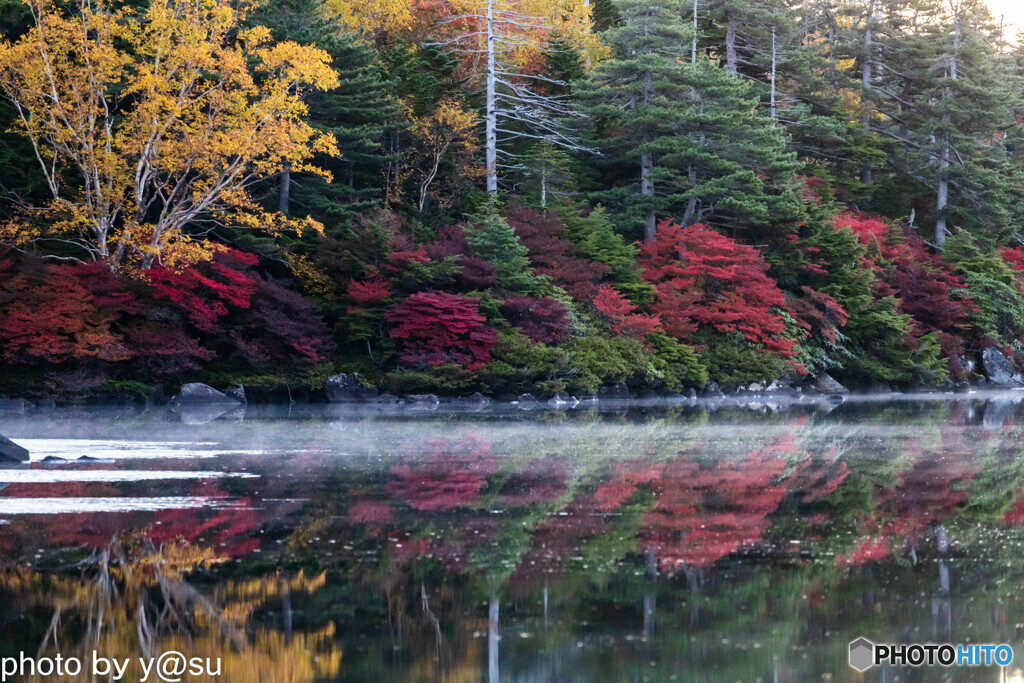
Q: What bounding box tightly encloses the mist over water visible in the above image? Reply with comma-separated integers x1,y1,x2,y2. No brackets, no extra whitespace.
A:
1,394,1024,681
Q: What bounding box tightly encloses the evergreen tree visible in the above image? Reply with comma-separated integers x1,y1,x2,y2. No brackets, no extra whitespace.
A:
251,0,404,223
581,0,804,241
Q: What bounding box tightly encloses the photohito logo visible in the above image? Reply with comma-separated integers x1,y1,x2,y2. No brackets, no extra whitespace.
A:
848,638,1013,671
848,638,875,672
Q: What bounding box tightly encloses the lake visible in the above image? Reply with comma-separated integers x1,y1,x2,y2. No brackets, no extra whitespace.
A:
1,393,1024,681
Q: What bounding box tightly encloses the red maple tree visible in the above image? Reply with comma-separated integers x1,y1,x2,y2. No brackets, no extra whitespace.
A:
638,220,795,356
385,292,498,369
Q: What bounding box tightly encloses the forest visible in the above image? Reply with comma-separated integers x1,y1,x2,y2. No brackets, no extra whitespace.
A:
0,0,1022,400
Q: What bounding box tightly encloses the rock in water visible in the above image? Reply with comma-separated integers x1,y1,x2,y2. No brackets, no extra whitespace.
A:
981,347,1024,386
173,383,241,405
225,384,247,404
324,373,379,402
0,435,29,462
812,372,849,395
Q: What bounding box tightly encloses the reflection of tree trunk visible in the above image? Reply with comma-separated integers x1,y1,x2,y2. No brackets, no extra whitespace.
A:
644,549,657,639
489,596,499,683
933,524,952,641
281,575,293,645
421,582,443,658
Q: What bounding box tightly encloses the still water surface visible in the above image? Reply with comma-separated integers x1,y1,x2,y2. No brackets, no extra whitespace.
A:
1,395,1024,681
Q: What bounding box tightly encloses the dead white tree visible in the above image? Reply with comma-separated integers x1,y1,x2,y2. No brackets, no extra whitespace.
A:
430,0,594,193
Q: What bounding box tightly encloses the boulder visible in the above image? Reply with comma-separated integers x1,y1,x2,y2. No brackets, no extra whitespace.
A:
812,373,849,395
0,398,27,414
517,393,543,411
981,347,1024,386
0,434,29,462
685,388,698,399
467,392,492,406
324,373,379,402
407,393,440,405
702,381,724,397
598,382,631,399
957,354,977,376
172,383,241,405
225,384,247,404
746,382,766,393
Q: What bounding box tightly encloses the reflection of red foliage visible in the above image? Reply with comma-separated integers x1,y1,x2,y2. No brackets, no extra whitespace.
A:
385,292,498,370
149,481,260,558
636,442,793,572
498,456,570,507
835,537,890,566
348,500,393,524
386,436,498,511
639,221,794,355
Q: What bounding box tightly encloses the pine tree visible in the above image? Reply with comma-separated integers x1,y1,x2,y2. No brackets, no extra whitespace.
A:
581,0,804,241
251,0,404,222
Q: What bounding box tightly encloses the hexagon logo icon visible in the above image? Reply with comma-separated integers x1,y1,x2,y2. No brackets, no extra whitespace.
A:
849,637,875,672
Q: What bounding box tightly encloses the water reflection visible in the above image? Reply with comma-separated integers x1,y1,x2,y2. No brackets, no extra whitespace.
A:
2,395,1024,680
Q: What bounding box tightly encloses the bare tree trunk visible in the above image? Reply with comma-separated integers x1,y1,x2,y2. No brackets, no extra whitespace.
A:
540,157,547,209
691,0,698,63
485,0,497,193
279,161,290,215
860,0,874,187
935,14,959,247
641,15,655,242
725,11,738,75
770,28,777,127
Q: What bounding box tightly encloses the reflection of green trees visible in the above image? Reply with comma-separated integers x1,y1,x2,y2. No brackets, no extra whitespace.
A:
7,400,1024,679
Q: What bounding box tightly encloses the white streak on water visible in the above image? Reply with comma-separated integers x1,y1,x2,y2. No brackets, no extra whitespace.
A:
0,470,258,482
14,439,245,460
0,497,244,514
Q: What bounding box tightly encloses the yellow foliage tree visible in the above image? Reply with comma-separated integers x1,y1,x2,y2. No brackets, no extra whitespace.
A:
0,0,340,270
411,97,481,213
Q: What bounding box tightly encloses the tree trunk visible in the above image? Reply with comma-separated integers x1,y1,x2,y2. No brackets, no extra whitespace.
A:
540,157,547,209
691,0,698,64
485,0,497,193
770,28,777,127
279,161,291,215
860,0,874,187
936,15,959,247
641,17,655,242
725,11,738,75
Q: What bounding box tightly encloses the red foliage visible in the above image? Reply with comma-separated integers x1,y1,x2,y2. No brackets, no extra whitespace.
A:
148,248,258,333
1002,246,1024,272
834,211,890,246
0,260,132,363
385,292,498,370
639,220,794,355
347,270,392,305
592,284,663,339
499,295,571,343
228,275,332,366
835,211,974,367
508,203,610,300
